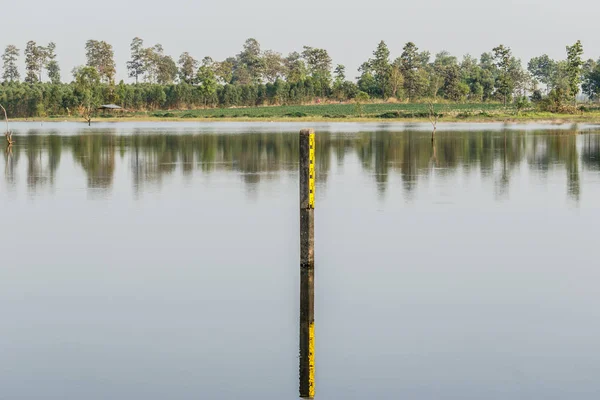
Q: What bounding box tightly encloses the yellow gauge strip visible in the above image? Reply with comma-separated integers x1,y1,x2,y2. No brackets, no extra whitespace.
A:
308,133,315,209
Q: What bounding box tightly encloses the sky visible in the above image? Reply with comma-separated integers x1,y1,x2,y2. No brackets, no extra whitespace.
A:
2,0,599,82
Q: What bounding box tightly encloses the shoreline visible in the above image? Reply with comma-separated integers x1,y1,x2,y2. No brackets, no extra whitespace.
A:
9,115,600,125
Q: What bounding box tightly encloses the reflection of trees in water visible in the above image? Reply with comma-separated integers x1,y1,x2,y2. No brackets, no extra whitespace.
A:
3,129,597,201
332,135,352,167
4,143,19,187
72,134,116,190
528,132,581,202
494,132,526,200
26,134,46,190
130,134,178,189
582,134,600,172
315,134,331,185
565,135,580,202
47,134,62,185
8,131,64,191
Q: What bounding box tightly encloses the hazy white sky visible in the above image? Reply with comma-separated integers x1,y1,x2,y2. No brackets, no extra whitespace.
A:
2,0,599,82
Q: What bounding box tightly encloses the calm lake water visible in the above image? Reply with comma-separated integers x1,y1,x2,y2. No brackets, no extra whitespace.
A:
2,121,600,399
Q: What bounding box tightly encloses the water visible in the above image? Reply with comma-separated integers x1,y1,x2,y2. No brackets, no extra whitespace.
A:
2,122,600,399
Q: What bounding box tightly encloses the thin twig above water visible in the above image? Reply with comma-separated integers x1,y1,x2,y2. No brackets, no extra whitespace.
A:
1,103,15,145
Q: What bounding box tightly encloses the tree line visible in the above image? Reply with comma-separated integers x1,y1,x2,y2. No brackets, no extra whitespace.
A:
1,38,600,118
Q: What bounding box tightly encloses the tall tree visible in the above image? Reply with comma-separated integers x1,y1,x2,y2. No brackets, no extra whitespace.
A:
37,45,49,81
2,45,20,82
332,64,346,99
178,52,198,84
158,56,178,84
528,54,556,90
334,64,346,82
143,44,161,83
85,40,116,83
400,42,426,101
143,45,178,85
197,62,218,106
302,46,332,96
46,42,61,84
302,46,332,80
215,57,235,84
582,58,600,100
127,37,146,84
24,41,42,83
371,41,391,98
478,53,498,101
492,44,513,106
357,61,377,97
237,38,264,83
72,66,101,125
429,51,456,98
284,52,307,84
389,58,404,98
566,40,584,104
509,57,530,98
262,50,285,83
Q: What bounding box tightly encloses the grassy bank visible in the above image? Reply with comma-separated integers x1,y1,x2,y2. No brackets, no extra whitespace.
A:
14,102,600,123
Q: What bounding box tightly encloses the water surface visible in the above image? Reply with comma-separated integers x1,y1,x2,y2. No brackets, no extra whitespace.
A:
1,122,600,399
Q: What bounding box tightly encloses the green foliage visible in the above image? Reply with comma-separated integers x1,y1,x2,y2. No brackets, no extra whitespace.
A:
400,42,422,101
515,95,530,114
566,40,584,102
528,54,555,86
85,40,116,84
389,58,404,99
378,111,400,118
537,87,577,113
156,55,178,84
4,36,600,118
492,44,514,105
127,37,146,83
24,41,42,83
301,46,332,96
72,66,102,122
353,91,370,116
372,41,392,98
355,91,370,102
262,50,284,83
530,89,543,103
178,52,198,84
237,38,264,83
284,52,307,84
46,42,61,84
582,59,600,100
197,64,218,106
357,67,378,98
2,45,20,82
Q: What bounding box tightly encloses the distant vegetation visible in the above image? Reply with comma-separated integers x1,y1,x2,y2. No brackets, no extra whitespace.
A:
1,38,600,120
142,103,600,121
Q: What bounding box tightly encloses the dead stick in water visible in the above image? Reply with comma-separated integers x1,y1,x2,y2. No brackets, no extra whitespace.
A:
0,104,14,144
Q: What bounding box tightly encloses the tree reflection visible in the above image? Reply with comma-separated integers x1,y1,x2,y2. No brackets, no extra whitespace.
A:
1,128,595,202
72,134,116,190
26,133,47,190
4,143,17,187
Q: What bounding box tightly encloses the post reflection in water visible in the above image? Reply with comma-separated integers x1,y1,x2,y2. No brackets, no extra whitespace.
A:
299,129,315,398
2,128,599,204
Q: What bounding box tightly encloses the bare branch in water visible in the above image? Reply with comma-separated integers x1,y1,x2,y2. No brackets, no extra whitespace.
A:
427,101,438,130
0,104,8,133
427,101,439,141
1,103,15,145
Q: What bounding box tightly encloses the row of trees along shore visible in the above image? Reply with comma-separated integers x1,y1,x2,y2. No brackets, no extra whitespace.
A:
1,38,600,118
